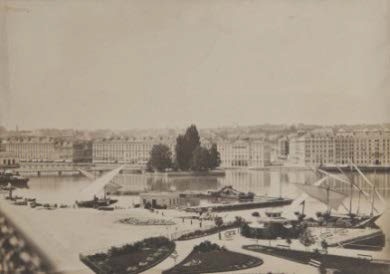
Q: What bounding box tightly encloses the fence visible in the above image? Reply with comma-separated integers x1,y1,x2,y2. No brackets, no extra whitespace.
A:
0,209,54,273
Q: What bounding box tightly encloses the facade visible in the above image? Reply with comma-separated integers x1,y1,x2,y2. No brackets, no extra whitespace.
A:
92,136,176,164
351,130,390,166
278,137,289,158
217,138,271,168
0,152,20,168
288,129,390,166
2,137,73,162
140,192,181,209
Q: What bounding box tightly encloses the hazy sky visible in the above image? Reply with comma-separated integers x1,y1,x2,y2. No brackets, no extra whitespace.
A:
1,0,389,130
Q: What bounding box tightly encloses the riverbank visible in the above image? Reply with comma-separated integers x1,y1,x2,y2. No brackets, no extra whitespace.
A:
146,170,226,177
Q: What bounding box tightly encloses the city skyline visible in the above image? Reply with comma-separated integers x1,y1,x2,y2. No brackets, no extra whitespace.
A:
1,0,389,129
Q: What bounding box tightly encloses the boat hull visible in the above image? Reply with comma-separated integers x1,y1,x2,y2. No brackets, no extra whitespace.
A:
0,178,29,188
76,199,118,208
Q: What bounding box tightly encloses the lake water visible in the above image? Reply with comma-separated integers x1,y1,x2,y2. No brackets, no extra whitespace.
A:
18,169,390,235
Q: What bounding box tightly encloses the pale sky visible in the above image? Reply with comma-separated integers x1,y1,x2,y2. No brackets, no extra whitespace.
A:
1,0,389,130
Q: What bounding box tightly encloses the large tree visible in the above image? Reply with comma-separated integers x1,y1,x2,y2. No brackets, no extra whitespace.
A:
208,144,221,170
175,124,201,171
184,124,200,153
190,146,210,171
175,134,188,170
148,144,172,172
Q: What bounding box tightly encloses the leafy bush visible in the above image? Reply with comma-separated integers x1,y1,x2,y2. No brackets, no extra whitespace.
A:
252,211,260,217
193,241,222,252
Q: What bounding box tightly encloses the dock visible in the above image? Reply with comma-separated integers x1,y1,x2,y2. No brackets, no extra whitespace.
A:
243,243,390,274
185,196,293,212
309,227,385,250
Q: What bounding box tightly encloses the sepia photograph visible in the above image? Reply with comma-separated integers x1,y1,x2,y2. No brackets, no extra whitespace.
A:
0,0,389,273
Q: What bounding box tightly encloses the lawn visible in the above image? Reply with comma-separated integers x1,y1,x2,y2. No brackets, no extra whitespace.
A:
163,241,262,274
80,237,175,274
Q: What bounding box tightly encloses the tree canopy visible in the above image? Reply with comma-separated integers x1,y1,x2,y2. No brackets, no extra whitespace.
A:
175,135,188,170
175,124,200,171
174,125,221,171
208,143,221,170
190,146,210,171
148,144,173,172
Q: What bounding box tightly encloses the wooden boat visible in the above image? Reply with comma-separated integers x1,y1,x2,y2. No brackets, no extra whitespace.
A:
76,197,118,208
75,165,123,209
208,186,255,201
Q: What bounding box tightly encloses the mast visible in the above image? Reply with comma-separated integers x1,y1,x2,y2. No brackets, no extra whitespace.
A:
336,165,354,215
356,189,361,215
279,165,282,198
349,164,353,215
370,168,377,216
349,161,384,214
326,182,330,213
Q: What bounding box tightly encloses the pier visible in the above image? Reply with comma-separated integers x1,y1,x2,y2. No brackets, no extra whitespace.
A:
185,196,293,213
243,243,390,274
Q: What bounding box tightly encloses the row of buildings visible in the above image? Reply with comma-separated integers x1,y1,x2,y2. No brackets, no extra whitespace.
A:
287,129,390,166
1,128,389,168
0,137,92,165
0,135,272,168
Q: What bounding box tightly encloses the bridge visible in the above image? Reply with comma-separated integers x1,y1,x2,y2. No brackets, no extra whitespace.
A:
14,162,143,176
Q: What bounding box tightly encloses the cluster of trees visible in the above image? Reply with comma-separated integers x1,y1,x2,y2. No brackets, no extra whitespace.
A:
147,124,221,172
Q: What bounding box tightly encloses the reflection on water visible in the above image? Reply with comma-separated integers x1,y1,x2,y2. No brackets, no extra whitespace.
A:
18,170,390,212
20,170,390,198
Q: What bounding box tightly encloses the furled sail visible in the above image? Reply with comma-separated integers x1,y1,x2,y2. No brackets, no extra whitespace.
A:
295,183,347,210
77,165,124,200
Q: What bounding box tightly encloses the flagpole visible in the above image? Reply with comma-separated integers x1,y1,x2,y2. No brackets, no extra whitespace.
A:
301,200,305,215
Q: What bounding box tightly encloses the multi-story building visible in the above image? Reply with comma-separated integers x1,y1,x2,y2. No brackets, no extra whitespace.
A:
92,136,176,164
352,129,390,166
217,138,271,168
0,152,19,168
2,137,73,162
277,136,289,159
288,129,390,167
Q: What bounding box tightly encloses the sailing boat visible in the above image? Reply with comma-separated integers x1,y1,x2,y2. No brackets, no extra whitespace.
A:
305,162,386,228
75,165,124,208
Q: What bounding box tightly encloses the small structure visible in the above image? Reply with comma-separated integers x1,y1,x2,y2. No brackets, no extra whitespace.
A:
0,152,20,169
140,192,180,209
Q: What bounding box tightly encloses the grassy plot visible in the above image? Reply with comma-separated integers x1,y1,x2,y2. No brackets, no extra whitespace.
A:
163,241,263,274
80,236,175,274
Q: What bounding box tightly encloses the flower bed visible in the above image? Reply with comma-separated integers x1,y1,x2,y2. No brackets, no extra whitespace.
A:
118,217,175,226
80,236,175,274
163,241,262,274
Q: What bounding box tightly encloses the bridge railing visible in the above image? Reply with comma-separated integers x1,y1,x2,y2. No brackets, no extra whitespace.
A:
0,208,54,273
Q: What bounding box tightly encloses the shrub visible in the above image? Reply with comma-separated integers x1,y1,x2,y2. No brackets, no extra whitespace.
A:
252,212,260,217
193,241,221,253
241,223,251,237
